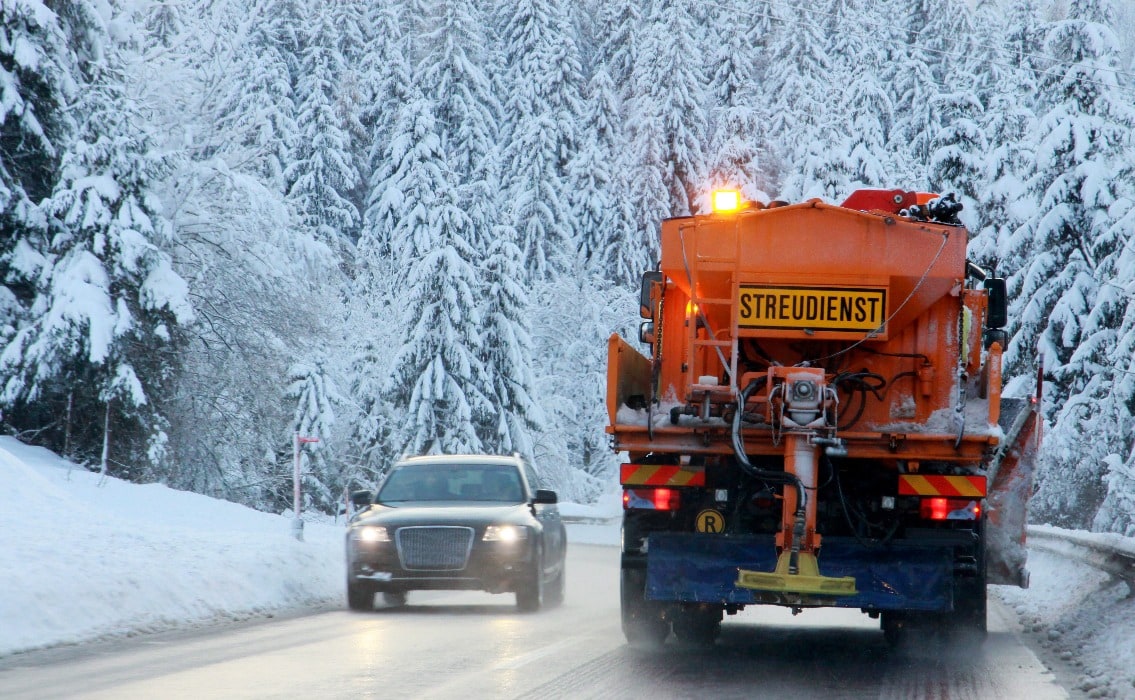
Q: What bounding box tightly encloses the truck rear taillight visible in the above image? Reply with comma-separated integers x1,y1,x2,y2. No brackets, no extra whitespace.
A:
623,488,681,511
920,497,982,521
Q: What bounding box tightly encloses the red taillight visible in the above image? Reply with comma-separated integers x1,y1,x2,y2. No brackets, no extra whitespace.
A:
623,488,681,511
653,488,678,510
920,497,981,521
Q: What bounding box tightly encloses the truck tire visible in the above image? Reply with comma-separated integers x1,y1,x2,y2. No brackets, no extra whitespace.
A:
881,612,906,647
347,580,373,611
620,566,669,646
948,523,988,640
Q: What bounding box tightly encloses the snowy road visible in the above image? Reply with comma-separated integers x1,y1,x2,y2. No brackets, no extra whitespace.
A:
0,544,1068,699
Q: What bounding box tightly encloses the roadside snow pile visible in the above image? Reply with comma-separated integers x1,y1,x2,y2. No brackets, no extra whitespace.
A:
994,529,1135,700
0,436,623,657
0,437,345,657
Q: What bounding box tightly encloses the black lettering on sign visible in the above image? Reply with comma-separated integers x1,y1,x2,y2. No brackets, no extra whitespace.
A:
696,509,724,534
735,285,887,333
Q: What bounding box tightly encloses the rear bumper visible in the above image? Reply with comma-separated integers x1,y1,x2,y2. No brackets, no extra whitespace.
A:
642,533,957,612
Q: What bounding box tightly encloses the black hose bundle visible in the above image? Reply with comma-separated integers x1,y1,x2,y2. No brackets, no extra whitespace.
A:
731,377,807,513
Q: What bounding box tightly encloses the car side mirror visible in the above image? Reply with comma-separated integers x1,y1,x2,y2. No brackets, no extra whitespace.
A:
533,489,558,504
350,490,374,509
985,278,1007,330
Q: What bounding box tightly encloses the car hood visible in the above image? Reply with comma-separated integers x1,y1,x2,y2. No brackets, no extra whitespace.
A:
352,502,532,528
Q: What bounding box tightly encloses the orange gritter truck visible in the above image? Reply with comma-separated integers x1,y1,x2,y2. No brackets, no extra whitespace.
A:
607,188,1041,646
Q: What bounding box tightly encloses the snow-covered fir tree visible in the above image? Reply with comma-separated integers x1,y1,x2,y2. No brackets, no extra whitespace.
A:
285,3,360,251
478,231,543,455
1,28,194,476
284,356,344,513
378,90,489,456
1014,0,1135,526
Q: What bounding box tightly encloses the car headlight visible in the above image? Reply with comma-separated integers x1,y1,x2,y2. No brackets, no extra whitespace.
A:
483,524,528,542
352,526,391,542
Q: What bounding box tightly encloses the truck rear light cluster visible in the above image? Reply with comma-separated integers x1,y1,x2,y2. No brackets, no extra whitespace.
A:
920,497,982,521
623,488,681,511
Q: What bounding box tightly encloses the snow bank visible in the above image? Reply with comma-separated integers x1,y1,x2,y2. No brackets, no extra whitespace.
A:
995,542,1135,699
0,437,344,657
0,437,623,657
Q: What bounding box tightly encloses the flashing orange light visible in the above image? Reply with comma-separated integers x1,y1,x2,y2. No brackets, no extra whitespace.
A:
712,189,741,213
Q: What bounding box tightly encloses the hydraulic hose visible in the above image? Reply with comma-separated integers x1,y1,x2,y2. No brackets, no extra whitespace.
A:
731,377,807,514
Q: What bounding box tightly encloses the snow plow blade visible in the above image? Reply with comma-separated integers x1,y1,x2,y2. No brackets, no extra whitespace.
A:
985,389,1042,588
736,551,858,597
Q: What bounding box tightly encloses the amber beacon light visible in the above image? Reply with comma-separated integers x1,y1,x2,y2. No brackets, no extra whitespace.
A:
711,189,741,213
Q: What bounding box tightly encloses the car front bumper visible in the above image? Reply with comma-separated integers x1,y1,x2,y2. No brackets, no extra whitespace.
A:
347,539,536,594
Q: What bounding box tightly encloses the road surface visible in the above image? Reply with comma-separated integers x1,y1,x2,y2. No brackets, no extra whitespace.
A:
0,543,1068,699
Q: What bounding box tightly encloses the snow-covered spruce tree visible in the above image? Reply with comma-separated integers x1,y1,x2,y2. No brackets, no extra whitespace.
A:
416,0,502,256
701,0,773,209
1,0,80,351
357,0,413,186
760,0,833,197
1093,193,1135,535
1,34,194,477
969,0,1041,274
498,0,585,279
378,90,489,457
282,357,345,514
285,3,359,252
594,0,640,92
880,0,941,184
478,231,543,456
926,93,988,232
209,0,300,193
627,0,708,229
528,274,638,502
1013,0,1135,528
567,68,627,282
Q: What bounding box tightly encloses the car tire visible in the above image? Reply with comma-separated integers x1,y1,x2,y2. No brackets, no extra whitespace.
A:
347,581,373,611
546,562,565,608
516,559,545,612
382,591,408,607
620,566,669,646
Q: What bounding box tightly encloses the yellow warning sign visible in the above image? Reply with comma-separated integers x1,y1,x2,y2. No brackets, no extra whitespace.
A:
695,509,725,534
737,285,886,333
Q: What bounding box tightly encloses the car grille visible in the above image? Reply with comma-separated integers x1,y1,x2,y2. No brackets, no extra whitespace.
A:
396,526,475,571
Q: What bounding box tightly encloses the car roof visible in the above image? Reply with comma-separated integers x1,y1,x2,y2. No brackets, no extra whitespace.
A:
393,454,524,468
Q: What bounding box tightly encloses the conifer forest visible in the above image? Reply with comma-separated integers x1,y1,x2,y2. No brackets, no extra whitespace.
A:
3,0,1135,535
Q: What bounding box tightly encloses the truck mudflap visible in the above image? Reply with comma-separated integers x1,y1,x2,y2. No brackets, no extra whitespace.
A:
645,533,953,612
985,393,1041,588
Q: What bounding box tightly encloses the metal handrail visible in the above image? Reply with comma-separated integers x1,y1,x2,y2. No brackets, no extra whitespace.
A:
1027,524,1135,596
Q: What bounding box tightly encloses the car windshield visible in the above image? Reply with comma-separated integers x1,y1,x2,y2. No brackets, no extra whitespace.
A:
376,463,525,504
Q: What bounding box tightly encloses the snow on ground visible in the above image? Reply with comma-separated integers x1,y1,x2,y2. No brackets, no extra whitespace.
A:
2,433,1132,700
0,436,620,657
994,531,1135,700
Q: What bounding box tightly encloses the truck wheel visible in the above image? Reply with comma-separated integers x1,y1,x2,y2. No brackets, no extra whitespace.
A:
949,526,988,641
347,581,373,611
672,607,721,647
881,613,907,647
621,566,669,646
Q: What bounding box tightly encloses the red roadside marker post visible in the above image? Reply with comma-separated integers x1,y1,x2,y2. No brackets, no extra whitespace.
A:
293,433,320,541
